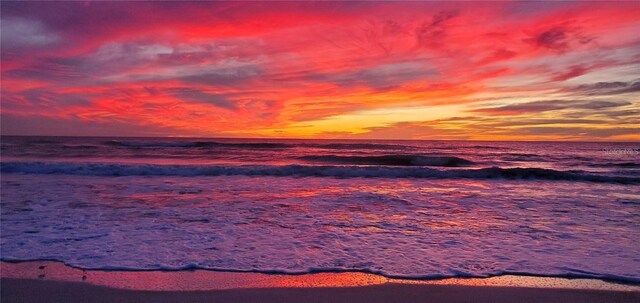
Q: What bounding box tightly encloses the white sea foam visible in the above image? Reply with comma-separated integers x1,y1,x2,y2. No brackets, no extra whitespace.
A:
1,174,639,282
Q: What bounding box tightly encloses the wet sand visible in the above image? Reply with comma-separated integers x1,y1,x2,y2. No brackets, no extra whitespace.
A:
2,261,639,303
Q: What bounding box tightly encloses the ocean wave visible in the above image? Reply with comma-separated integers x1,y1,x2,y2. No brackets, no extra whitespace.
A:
311,143,412,150
588,162,640,168
2,162,638,183
500,153,549,162
103,140,292,149
469,145,510,150
25,139,61,145
300,155,474,167
61,144,101,149
103,140,417,151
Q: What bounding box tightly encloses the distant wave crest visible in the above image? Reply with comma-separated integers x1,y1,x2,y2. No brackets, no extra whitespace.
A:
300,155,474,167
103,140,292,149
2,162,638,183
312,143,410,150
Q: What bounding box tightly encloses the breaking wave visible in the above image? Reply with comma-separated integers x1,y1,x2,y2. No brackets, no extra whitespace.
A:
2,162,638,184
300,155,474,167
310,143,411,150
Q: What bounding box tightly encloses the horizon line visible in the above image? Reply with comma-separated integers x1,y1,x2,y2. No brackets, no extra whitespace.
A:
1,134,638,144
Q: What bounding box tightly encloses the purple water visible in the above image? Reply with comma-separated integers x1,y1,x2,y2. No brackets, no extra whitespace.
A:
1,136,639,282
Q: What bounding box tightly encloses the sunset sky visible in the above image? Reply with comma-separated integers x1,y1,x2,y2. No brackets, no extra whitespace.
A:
1,1,638,140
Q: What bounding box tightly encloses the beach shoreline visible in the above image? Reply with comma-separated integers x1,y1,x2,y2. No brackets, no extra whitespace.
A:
2,261,639,303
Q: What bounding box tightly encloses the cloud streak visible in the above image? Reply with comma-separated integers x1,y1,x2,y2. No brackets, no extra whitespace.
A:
472,100,631,115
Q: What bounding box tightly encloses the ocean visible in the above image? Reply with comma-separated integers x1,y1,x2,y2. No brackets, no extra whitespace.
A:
1,136,639,282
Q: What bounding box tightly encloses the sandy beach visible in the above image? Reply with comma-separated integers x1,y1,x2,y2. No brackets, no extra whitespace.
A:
2,261,639,303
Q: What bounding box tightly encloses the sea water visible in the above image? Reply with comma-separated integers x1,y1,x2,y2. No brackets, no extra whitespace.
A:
1,136,638,282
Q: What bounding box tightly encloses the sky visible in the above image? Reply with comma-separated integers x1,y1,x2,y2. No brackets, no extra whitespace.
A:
1,1,639,141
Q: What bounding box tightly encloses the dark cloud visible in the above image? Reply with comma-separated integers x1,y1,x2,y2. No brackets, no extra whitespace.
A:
0,113,181,137
4,57,85,81
3,52,151,84
504,1,577,17
350,62,438,90
595,109,640,119
0,17,59,50
355,116,639,140
551,65,590,81
165,87,236,110
472,99,631,115
1,89,91,111
415,10,459,48
4,38,269,88
5,56,100,85
526,26,594,52
490,118,603,127
0,1,376,54
573,81,640,96
535,28,568,51
512,126,639,138
356,19,410,55
270,62,437,91
179,65,263,87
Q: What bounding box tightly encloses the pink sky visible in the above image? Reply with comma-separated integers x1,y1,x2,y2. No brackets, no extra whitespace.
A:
1,1,639,140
